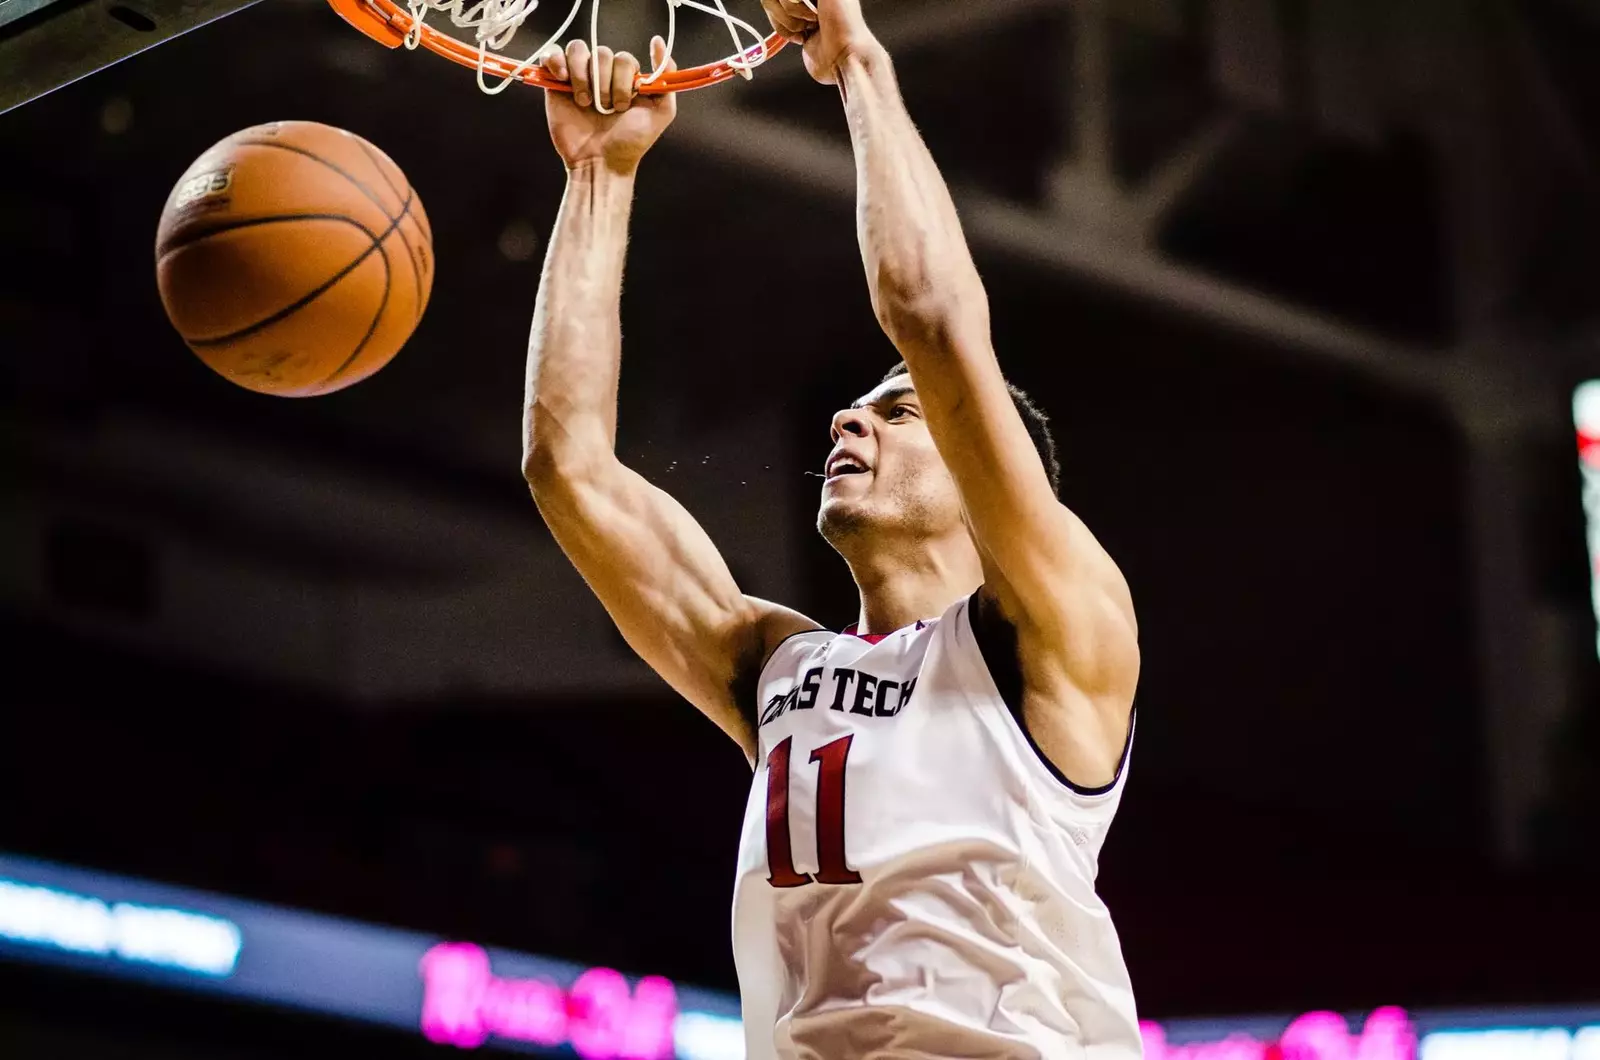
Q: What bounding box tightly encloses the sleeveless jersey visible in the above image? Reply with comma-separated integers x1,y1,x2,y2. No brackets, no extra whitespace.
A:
730,594,1140,1060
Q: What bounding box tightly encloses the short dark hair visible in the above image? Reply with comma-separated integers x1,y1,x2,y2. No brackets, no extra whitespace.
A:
881,361,1061,495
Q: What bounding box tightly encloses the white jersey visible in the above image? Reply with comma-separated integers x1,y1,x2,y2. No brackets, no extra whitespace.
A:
731,593,1140,1059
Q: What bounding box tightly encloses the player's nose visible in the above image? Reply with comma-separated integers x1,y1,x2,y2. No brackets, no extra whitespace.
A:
830,407,871,442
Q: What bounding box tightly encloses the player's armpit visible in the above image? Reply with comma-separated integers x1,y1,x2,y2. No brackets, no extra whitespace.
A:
976,543,1139,791
527,457,820,762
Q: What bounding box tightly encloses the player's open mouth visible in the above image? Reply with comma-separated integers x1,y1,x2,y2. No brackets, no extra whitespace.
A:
825,454,872,480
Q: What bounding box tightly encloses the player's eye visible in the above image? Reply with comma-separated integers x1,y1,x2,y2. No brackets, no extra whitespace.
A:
889,405,916,420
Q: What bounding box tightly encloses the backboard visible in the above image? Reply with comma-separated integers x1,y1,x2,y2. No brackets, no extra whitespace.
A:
0,0,263,115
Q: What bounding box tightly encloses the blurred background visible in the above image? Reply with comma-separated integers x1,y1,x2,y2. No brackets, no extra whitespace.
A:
3,0,1599,1056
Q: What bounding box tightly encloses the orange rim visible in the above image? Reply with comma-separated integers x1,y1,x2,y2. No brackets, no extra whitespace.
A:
326,0,788,92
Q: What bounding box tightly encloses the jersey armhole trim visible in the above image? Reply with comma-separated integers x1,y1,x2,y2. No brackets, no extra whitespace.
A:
965,589,1136,798
734,624,828,736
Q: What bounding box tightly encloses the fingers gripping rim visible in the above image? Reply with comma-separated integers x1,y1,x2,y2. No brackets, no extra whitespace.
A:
325,0,806,97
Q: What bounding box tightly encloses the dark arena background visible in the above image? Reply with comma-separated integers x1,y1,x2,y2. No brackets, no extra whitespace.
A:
4,0,1600,1057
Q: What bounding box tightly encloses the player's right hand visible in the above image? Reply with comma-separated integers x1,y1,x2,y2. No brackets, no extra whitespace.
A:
540,36,677,176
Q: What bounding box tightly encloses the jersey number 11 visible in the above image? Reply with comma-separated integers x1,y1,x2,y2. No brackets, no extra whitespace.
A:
765,734,862,887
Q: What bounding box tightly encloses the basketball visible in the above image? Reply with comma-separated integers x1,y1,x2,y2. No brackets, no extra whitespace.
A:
154,120,433,397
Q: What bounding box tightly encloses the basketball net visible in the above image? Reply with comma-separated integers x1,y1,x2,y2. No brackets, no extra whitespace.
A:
327,0,811,102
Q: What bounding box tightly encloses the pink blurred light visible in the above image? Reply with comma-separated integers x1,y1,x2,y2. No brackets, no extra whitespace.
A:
419,942,678,1058
1141,1006,1416,1060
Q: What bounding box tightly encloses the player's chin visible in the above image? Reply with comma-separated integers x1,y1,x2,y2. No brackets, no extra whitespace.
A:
816,493,871,539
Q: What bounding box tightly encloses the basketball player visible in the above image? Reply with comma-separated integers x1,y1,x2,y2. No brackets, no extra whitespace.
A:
524,0,1141,1053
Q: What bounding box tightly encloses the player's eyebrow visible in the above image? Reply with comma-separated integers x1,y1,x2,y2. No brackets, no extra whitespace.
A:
851,385,917,411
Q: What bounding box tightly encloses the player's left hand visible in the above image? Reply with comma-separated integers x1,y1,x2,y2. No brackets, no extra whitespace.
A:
759,0,879,85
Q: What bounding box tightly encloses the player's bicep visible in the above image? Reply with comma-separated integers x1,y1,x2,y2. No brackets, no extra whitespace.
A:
530,461,811,753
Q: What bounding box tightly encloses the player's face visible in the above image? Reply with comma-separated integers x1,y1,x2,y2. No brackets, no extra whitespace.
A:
816,378,964,546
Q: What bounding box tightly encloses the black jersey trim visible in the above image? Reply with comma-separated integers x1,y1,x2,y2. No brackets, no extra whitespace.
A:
739,625,831,731
965,589,1135,797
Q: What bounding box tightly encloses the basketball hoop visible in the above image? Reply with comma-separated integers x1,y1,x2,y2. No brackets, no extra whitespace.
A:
326,0,803,99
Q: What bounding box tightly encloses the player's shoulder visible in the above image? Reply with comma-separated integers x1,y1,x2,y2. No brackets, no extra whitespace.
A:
748,597,827,671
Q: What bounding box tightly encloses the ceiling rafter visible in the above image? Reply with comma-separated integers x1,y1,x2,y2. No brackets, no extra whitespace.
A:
673,100,1455,399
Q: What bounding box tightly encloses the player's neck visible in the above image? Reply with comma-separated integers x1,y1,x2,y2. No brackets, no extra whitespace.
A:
847,531,982,636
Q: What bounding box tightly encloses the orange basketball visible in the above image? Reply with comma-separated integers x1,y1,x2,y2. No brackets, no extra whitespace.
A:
155,121,434,397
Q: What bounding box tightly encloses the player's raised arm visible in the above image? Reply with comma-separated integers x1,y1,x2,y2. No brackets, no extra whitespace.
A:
763,0,1138,785
522,38,818,761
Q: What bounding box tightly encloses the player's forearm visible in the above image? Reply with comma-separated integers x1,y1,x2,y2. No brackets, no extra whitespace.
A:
837,43,989,349
522,161,635,482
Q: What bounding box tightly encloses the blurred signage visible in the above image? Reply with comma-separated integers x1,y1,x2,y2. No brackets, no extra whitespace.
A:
1142,1005,1415,1059
1144,1007,1600,1060
0,852,742,1059
1421,1025,1600,1060
0,876,240,976
2,851,1596,1060
419,942,682,1058
1578,380,1600,659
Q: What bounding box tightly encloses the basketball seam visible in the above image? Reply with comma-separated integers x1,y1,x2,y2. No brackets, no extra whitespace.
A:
235,135,425,264
157,212,367,260
185,200,415,349
351,138,428,324
180,216,379,347
236,138,396,215
315,193,415,389
316,224,398,390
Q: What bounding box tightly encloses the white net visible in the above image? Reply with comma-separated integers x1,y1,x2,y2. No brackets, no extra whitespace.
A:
400,0,808,103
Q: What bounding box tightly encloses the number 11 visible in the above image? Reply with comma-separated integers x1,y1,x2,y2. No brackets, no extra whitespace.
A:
764,734,862,887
